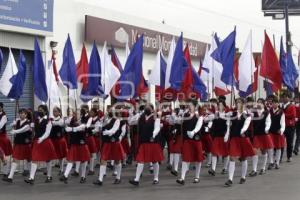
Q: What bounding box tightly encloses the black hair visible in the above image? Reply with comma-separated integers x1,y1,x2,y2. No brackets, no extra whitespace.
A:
38,105,48,115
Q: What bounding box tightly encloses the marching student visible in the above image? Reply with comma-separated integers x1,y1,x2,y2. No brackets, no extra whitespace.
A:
268,98,285,169
176,101,204,185
25,105,57,184
249,100,273,177
120,108,130,166
50,107,68,175
209,101,230,176
60,108,90,184
129,104,163,186
3,109,32,183
0,102,13,176
224,98,255,187
293,95,300,155
93,108,125,186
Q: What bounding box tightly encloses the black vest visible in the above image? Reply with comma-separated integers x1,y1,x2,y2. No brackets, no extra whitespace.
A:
253,111,269,136
50,118,64,139
182,114,201,141
0,112,6,133
138,114,160,143
211,113,227,137
34,117,48,138
69,117,86,145
102,118,117,143
269,109,283,134
230,112,249,138
87,117,99,137
14,120,32,144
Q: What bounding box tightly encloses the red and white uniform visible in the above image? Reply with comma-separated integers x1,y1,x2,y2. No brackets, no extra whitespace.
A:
211,112,229,157
0,112,13,156
50,117,68,160
269,108,286,149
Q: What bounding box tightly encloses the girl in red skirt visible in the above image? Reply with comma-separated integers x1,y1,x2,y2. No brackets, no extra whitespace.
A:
224,99,255,187
120,109,130,166
86,108,101,175
93,108,125,186
129,104,163,186
50,107,68,175
176,102,204,185
209,101,230,176
25,105,57,184
60,109,90,184
0,102,13,176
249,100,273,177
3,109,32,183
268,98,286,169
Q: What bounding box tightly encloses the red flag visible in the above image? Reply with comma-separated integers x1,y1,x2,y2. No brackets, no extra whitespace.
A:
260,31,282,92
76,44,89,89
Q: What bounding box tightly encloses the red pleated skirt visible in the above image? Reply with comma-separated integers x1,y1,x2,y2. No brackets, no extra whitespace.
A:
0,133,13,156
67,144,90,162
52,137,68,159
211,137,229,156
86,136,98,154
135,143,164,163
100,142,125,161
12,144,31,160
121,138,131,155
229,137,255,158
253,134,274,149
182,139,205,162
31,138,57,161
270,133,286,149
168,135,183,153
201,134,213,152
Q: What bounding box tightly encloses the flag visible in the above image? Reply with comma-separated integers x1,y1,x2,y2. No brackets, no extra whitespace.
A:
192,67,208,101
119,35,144,99
260,31,282,92
7,50,27,100
264,80,273,97
0,48,3,71
165,36,176,89
59,34,78,89
211,28,236,86
169,33,188,90
77,44,89,90
111,46,123,97
33,38,48,102
0,48,18,97
101,42,121,95
149,48,167,87
238,31,255,92
287,51,299,90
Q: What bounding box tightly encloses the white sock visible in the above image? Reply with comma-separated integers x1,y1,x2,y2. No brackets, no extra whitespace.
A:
275,149,281,165
98,165,106,182
115,163,122,180
174,154,180,172
111,160,115,166
134,163,144,182
261,154,268,171
268,149,274,164
75,161,80,173
195,162,202,179
212,156,217,171
29,163,37,180
46,161,52,177
207,153,212,165
241,160,248,179
81,161,87,178
149,162,153,167
252,155,258,172
89,153,96,172
8,162,17,179
181,162,190,180
169,154,174,166
228,161,235,181
64,163,73,177
153,162,159,181
223,156,229,170
60,159,65,172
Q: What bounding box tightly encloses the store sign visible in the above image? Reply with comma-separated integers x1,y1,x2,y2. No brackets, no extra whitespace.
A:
0,0,53,34
85,15,207,59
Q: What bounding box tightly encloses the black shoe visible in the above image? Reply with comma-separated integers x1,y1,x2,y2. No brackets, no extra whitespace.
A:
166,164,172,171
287,158,292,162
152,180,159,185
93,180,103,186
45,176,53,183
2,177,13,183
71,171,79,177
224,180,233,187
54,164,60,168
259,169,266,175
171,170,178,176
87,171,95,176
176,179,185,185
293,150,298,156
122,163,127,168
248,170,257,177
80,177,86,184
193,178,200,183
239,178,246,184
24,178,34,185
267,163,274,170
275,164,280,169
221,169,228,174
59,175,68,184
129,179,139,186
22,170,29,177
208,169,216,176
113,179,121,184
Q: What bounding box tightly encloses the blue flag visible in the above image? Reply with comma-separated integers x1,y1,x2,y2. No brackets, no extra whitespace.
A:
287,51,299,91
59,35,78,89
119,35,144,99
263,80,273,96
169,33,188,90
0,48,3,71
279,37,291,90
160,53,167,89
191,67,208,101
34,37,48,102
7,50,27,100
211,28,236,86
